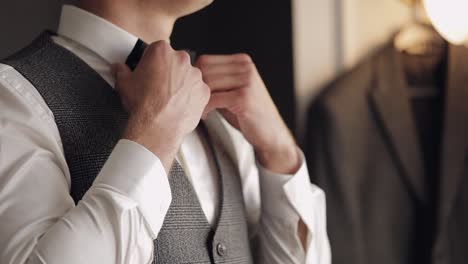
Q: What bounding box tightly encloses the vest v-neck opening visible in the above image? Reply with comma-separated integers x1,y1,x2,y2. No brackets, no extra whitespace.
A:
198,123,225,231
170,123,225,233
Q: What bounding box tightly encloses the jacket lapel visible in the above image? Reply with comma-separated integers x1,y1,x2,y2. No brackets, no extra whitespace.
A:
439,44,468,226
369,45,427,204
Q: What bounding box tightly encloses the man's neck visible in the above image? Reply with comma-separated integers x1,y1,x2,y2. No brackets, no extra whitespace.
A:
77,2,176,43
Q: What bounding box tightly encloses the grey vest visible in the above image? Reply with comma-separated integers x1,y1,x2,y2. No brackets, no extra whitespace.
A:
2,32,253,264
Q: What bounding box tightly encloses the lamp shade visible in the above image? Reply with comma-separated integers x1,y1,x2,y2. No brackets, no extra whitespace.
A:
424,0,468,44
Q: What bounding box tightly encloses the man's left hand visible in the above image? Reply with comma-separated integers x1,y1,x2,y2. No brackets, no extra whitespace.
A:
197,54,300,174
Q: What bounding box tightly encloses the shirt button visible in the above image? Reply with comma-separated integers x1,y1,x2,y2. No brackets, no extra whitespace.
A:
216,243,227,257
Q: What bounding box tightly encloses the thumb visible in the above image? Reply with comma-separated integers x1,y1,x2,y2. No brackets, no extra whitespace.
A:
112,63,131,91
112,63,131,80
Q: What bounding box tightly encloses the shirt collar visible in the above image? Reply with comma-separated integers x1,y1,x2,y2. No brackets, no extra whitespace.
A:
57,5,139,65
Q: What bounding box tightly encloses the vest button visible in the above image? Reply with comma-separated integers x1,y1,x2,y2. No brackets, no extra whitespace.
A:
216,243,227,257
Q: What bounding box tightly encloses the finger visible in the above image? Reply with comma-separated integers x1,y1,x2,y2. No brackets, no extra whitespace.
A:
176,50,192,66
203,90,240,115
139,40,172,68
204,73,248,91
112,63,131,78
198,82,212,109
198,61,251,76
112,63,132,91
195,81,212,120
197,53,251,66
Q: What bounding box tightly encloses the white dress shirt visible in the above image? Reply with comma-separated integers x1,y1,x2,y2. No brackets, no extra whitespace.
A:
0,5,330,264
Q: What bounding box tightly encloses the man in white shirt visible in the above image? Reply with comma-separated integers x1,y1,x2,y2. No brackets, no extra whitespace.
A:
0,0,330,263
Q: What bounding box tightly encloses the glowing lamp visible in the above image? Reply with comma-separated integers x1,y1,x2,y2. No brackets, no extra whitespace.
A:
424,0,468,44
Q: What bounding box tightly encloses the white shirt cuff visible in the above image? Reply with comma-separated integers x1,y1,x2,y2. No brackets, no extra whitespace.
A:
257,149,309,221
93,139,172,239
258,149,330,255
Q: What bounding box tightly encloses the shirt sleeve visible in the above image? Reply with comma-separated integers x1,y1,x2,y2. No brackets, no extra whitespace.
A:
0,65,171,264
256,151,331,264
215,113,330,264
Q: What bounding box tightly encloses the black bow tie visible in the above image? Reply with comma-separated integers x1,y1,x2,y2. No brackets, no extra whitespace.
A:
125,39,147,71
125,39,197,71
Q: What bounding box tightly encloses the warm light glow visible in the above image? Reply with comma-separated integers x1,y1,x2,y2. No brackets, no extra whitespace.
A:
424,0,468,44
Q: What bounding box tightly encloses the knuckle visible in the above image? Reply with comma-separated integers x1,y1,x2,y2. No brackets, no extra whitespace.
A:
155,40,170,50
149,41,171,55
192,66,202,75
192,67,203,79
203,84,211,99
241,60,255,73
236,53,252,62
177,51,191,64
148,42,161,52
204,83,211,92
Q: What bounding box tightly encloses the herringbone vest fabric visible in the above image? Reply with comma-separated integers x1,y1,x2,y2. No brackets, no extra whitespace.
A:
2,32,253,264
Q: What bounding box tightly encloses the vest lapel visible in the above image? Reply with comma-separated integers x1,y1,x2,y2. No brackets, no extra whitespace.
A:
203,113,243,229
369,45,427,204
203,113,254,263
438,44,468,228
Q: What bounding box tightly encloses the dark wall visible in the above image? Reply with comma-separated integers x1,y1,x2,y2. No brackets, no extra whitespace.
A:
172,0,296,133
0,0,76,59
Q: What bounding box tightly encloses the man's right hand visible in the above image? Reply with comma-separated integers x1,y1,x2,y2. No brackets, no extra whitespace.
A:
113,41,210,173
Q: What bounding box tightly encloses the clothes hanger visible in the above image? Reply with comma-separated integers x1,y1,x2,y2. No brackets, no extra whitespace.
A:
394,0,448,95
395,0,446,57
